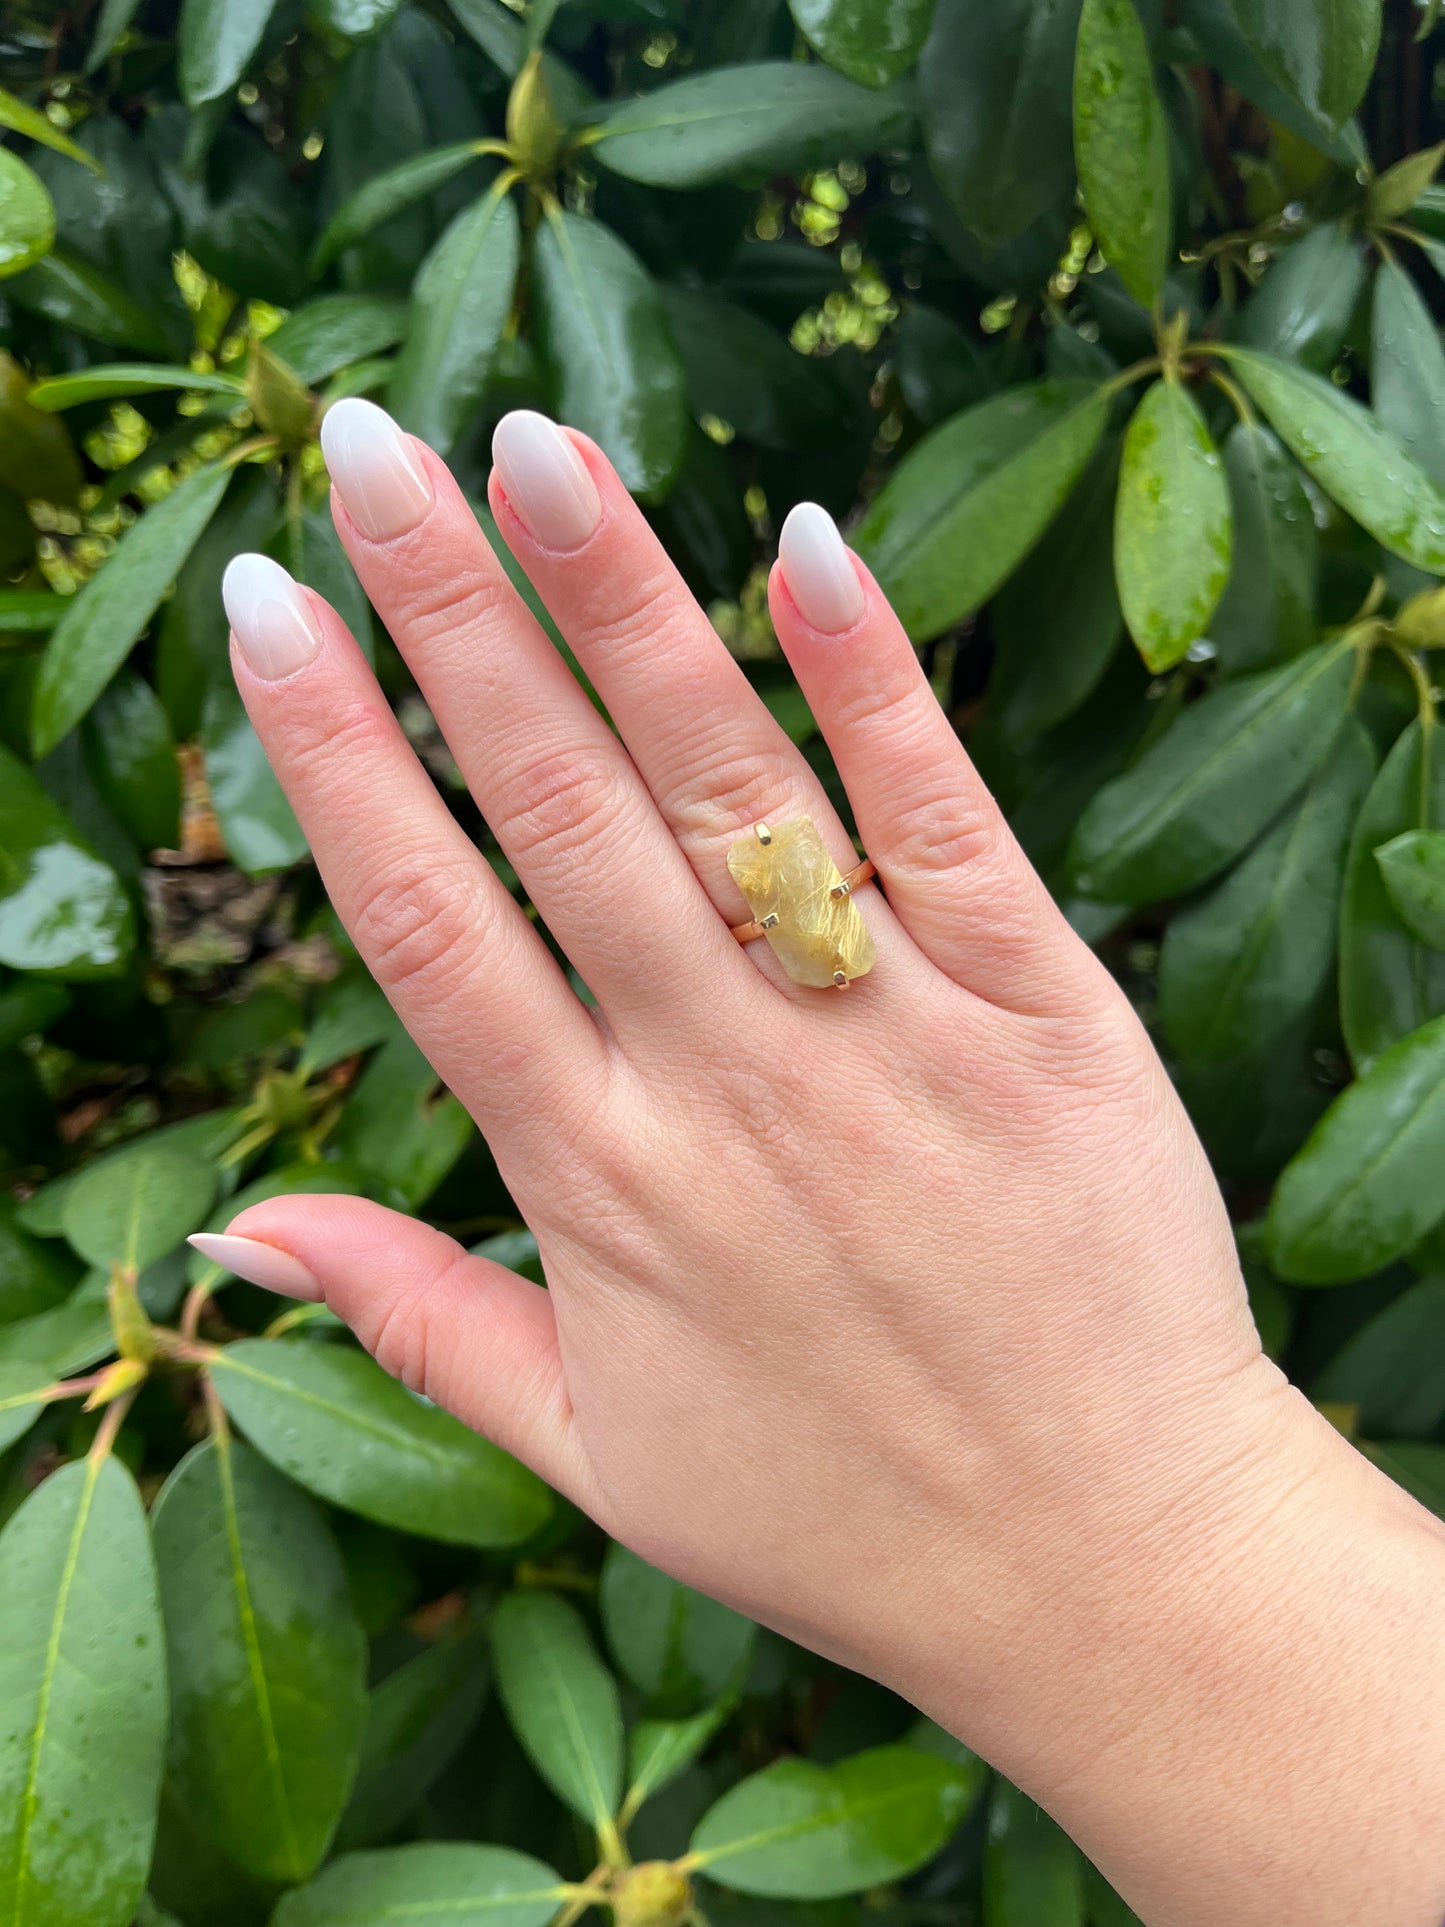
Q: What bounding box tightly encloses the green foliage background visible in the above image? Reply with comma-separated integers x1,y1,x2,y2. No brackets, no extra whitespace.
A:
1,0,1444,1921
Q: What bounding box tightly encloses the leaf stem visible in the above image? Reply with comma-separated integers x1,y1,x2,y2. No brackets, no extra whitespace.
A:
86,1387,136,1465
1098,356,1162,401
1206,365,1257,430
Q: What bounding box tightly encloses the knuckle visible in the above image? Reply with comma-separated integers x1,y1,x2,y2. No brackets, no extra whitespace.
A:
670,743,803,846
392,562,515,656
284,695,397,789
352,857,498,1000
577,564,682,664
497,745,625,867
884,778,1005,880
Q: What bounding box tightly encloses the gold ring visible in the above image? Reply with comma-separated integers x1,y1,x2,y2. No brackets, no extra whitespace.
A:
726,817,878,990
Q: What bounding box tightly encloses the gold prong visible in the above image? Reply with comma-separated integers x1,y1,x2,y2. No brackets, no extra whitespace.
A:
830,878,852,899
755,822,773,845
760,912,780,929
833,970,849,988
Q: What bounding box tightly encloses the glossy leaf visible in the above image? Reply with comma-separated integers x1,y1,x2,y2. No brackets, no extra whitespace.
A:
211,1338,552,1547
0,744,134,978
1268,1011,1445,1282
178,0,280,106
689,1744,973,1898
1159,718,1374,1063
1212,421,1319,672
151,1435,367,1883
86,0,141,69
269,293,409,385
1069,639,1355,903
658,283,840,449
337,1628,491,1849
446,0,593,119
273,1844,568,1927
1223,346,1445,574
1372,258,1445,490
0,351,83,506
533,208,687,499
0,1290,113,1379
1376,830,1445,949
62,1145,216,1271
1197,0,1380,132
919,0,1082,247
10,248,175,352
0,150,55,281
311,143,488,273
0,1455,167,1927
491,1590,625,1829
1316,1275,1445,1433
390,183,520,454
1074,0,1171,308
599,1543,755,1713
1236,222,1368,374
0,90,101,171
590,63,914,188
1115,378,1233,671
82,669,182,851
1339,720,1445,1068
984,1780,1084,1927
0,591,66,632
310,0,404,35
788,0,934,87
32,460,232,757
27,364,244,410
0,1197,77,1324
625,1699,735,1814
855,381,1110,642
331,1031,472,1208
0,1359,51,1453
200,679,308,876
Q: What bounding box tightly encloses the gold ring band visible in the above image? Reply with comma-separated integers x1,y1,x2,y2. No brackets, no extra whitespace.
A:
726,817,878,990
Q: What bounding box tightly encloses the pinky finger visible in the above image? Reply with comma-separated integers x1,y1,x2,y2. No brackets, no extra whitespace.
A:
189,1197,596,1515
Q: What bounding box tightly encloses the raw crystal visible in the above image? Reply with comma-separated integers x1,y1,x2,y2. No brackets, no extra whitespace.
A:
726,817,876,988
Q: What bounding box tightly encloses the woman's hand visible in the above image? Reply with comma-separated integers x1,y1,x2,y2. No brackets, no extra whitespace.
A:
204,400,1445,1927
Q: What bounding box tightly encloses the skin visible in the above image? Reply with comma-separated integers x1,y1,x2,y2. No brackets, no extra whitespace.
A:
223,421,1445,1927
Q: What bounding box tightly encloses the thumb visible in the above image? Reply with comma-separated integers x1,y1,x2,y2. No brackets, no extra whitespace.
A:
188,1195,591,1511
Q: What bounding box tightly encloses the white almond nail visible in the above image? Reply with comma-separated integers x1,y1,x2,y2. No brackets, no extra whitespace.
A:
187,1233,324,1301
779,502,866,634
320,397,433,542
221,554,322,681
492,410,601,552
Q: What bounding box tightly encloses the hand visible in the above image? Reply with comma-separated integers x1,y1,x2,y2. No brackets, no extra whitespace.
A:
207,400,1445,1927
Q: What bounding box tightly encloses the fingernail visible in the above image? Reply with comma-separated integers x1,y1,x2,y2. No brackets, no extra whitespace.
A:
779,502,865,634
187,1233,324,1302
320,396,433,541
492,409,600,552
221,554,323,681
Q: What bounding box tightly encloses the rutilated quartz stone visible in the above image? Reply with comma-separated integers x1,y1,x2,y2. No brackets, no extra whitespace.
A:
727,817,876,988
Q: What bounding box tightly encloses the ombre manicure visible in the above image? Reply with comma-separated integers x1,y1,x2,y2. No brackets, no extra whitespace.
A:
187,1233,324,1301
492,409,601,552
320,397,433,541
779,502,865,634
221,553,323,681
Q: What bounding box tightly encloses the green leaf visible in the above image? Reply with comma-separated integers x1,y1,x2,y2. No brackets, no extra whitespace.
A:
1211,422,1319,673
17,1111,245,1239
0,1197,78,1324
658,284,840,449
151,1434,367,1883
32,460,233,757
919,0,1082,248
61,1145,217,1271
0,1455,167,1927
1268,1011,1445,1282
1074,0,1172,307
0,590,67,632
81,669,182,851
1200,0,1380,133
1315,1275,1445,1432
311,143,489,273
310,0,404,36
589,63,914,189
855,381,1110,643
86,0,141,69
533,209,687,499
1369,143,1445,225
599,1544,755,1714
331,1030,472,1209
625,1700,735,1815
689,1744,973,1898
200,679,309,876
1372,258,1445,490
0,1290,113,1379
1222,346,1445,575
0,150,54,280
0,1359,51,1452
788,0,934,88
179,0,281,106
269,294,409,386
9,248,174,352
1159,718,1374,1063
1339,719,1445,1069
445,0,592,117
1115,378,1233,671
273,1844,568,1927
336,1628,491,1850
1236,222,1368,374
27,363,244,410
1069,638,1355,903
1376,829,1445,948
0,90,101,172
0,350,83,506
211,1338,553,1547
390,184,520,455
984,1780,1083,1927
0,742,134,978
490,1590,625,1830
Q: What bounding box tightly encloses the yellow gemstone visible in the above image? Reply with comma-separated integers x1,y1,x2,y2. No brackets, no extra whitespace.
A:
727,817,876,988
